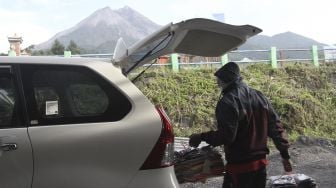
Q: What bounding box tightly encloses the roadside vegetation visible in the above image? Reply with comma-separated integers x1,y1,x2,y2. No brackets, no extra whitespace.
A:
26,39,82,56
135,63,336,141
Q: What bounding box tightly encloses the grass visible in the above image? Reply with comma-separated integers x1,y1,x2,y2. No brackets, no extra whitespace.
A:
134,63,336,141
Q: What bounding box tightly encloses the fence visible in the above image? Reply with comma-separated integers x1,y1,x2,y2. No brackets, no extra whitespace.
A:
68,45,336,71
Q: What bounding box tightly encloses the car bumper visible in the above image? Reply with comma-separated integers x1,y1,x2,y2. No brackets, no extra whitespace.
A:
127,166,179,188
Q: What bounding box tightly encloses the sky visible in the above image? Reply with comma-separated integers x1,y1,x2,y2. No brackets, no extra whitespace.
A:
1,0,335,53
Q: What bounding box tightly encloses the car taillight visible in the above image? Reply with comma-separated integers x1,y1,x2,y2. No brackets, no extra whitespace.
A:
140,106,175,170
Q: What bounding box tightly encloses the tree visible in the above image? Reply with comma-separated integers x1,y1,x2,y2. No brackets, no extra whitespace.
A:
51,39,65,55
31,50,43,56
24,45,35,54
66,40,81,54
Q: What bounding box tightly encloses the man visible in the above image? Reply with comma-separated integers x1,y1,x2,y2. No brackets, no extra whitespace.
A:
189,62,292,188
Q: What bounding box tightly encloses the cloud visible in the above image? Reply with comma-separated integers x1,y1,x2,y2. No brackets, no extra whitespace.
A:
138,0,227,25
0,9,36,21
10,0,67,6
0,9,52,53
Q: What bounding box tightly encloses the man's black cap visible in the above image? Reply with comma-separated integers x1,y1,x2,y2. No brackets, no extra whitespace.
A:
214,62,240,83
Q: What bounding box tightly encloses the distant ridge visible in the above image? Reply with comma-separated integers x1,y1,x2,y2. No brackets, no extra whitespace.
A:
241,31,325,50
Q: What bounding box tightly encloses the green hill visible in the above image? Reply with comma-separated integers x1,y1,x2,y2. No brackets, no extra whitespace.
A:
135,63,336,140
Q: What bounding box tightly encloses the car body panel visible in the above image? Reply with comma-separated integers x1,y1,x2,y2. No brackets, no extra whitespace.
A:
127,166,179,188
22,62,164,188
0,57,174,187
0,128,33,188
0,65,34,188
0,56,111,66
113,18,262,73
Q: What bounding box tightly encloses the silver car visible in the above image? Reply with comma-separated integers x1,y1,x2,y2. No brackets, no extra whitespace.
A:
0,18,261,188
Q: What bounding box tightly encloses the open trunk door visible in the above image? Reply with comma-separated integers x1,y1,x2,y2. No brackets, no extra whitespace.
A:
113,18,262,75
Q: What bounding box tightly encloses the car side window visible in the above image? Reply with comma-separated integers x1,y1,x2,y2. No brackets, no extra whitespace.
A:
21,64,131,126
33,86,63,118
67,84,109,115
0,68,22,128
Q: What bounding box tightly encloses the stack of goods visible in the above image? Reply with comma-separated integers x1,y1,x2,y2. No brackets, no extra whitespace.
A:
267,174,317,188
174,146,225,183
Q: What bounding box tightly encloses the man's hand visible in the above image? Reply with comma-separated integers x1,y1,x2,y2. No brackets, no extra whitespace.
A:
282,159,293,174
189,134,202,148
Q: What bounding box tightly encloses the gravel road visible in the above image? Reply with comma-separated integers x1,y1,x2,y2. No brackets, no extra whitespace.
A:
180,136,336,188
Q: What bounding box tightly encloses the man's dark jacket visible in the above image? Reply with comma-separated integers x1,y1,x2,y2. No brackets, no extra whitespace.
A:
201,79,290,164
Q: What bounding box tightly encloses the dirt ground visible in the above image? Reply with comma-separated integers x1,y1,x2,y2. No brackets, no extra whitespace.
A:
180,136,336,188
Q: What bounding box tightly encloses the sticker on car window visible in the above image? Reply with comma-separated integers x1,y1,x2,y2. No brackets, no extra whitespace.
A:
46,101,58,115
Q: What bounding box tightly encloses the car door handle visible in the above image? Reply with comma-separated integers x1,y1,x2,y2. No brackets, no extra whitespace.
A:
1,143,18,151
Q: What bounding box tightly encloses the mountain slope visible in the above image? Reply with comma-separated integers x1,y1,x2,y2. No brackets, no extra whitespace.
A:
35,6,160,53
235,32,326,60
241,31,325,50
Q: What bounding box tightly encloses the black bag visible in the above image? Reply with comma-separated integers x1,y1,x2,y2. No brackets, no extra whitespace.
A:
174,146,225,183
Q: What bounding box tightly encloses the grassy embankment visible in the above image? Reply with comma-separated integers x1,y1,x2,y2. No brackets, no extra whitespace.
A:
135,63,336,141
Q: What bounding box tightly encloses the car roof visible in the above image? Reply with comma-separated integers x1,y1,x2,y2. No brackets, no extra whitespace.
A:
0,56,111,65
